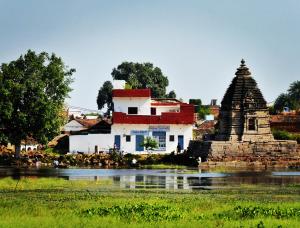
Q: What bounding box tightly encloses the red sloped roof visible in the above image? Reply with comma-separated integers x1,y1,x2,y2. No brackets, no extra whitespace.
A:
112,89,151,97
76,119,100,128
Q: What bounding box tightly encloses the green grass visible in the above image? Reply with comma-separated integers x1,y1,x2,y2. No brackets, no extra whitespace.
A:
0,177,299,227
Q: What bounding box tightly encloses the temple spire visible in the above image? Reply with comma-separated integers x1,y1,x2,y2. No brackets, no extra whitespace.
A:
240,59,246,67
235,58,251,76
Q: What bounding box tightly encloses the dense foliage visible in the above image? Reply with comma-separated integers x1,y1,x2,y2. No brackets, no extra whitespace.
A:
97,62,175,113
198,106,211,119
272,129,300,143
189,99,202,112
189,99,211,119
140,136,158,152
274,80,300,112
0,50,74,156
96,81,113,114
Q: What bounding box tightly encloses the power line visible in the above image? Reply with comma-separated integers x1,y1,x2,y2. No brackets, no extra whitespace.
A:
67,105,104,114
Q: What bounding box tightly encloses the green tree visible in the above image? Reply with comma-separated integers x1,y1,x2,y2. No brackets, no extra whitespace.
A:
140,136,158,153
189,99,202,113
167,90,176,99
274,93,294,113
111,62,169,98
198,106,211,119
96,81,113,114
97,62,173,113
0,50,75,157
288,80,300,109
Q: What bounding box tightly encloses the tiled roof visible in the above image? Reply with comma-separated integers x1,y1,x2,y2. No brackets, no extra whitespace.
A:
198,121,216,131
75,119,100,128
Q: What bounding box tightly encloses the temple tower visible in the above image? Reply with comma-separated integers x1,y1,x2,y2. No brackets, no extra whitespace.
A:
216,59,274,142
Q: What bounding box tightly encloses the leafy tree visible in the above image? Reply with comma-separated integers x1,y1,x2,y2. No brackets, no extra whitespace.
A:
0,50,75,157
198,106,211,120
273,81,300,113
96,81,113,114
274,93,294,113
140,136,158,153
288,80,300,109
97,62,173,113
189,99,202,113
268,105,276,115
167,90,176,99
111,62,169,98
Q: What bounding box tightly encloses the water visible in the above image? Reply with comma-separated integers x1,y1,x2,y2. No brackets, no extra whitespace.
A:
0,166,299,190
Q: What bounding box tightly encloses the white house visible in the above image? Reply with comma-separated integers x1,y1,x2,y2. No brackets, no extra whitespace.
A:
62,119,100,133
69,86,194,154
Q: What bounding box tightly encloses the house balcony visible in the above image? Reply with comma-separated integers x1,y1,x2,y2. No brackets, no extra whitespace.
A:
113,104,194,125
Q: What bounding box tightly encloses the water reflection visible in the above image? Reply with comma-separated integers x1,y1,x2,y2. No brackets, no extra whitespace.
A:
0,166,299,190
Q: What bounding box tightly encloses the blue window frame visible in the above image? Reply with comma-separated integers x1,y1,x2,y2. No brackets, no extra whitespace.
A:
152,131,166,150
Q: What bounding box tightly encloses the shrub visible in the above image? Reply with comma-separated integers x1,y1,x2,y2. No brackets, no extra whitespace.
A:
81,203,183,222
272,129,300,143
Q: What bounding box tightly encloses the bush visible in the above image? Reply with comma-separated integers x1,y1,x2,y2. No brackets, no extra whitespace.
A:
272,129,300,143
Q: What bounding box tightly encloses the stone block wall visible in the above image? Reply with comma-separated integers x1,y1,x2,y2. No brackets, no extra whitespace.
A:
191,140,300,168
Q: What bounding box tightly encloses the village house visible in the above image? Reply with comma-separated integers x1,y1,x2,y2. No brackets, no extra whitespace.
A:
62,118,100,133
69,81,195,154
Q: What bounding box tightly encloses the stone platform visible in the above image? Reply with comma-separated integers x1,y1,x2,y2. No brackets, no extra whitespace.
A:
192,140,300,168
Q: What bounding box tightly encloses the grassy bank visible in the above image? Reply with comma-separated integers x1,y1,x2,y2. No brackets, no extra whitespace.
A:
0,178,299,227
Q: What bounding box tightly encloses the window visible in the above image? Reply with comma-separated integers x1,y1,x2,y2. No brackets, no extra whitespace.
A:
151,107,156,115
169,135,175,142
126,135,131,142
128,107,138,114
152,131,166,150
248,118,256,131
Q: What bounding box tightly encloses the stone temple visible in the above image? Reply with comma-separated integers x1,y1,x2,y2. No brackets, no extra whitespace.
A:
195,60,300,168
216,59,274,142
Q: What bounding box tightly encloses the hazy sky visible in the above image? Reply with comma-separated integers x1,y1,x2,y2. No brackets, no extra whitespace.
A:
1,0,299,110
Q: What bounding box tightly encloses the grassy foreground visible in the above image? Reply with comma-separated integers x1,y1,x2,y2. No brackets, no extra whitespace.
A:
0,178,299,227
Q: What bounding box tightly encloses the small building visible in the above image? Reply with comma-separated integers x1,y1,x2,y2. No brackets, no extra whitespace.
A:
20,137,39,151
270,114,300,133
69,119,112,153
62,119,100,133
69,87,194,154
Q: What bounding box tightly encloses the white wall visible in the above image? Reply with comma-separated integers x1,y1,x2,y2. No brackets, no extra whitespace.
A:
21,144,38,151
113,80,126,89
69,123,193,155
152,105,180,115
111,124,193,154
63,120,85,132
113,97,151,115
69,134,114,154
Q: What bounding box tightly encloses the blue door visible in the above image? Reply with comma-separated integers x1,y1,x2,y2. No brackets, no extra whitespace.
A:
114,135,121,150
178,135,184,151
136,135,144,151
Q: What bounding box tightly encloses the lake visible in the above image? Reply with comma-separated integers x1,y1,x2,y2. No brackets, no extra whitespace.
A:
0,166,299,190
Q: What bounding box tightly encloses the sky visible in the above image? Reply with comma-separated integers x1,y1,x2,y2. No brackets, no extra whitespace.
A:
1,0,300,111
